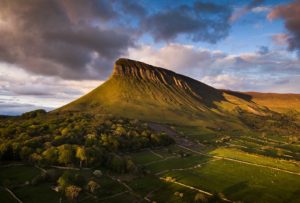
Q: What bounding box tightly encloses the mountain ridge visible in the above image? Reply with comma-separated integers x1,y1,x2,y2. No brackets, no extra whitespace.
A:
57,58,299,126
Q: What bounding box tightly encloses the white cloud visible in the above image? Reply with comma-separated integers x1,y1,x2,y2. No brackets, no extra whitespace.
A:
128,44,226,76
251,6,271,13
127,43,300,93
0,63,102,114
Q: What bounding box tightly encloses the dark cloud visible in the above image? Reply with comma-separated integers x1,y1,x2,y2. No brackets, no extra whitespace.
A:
119,1,147,18
257,46,269,55
142,1,232,43
0,0,133,80
0,0,235,80
268,0,300,56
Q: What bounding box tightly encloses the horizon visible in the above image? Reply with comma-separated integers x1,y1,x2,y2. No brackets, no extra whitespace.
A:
1,0,300,115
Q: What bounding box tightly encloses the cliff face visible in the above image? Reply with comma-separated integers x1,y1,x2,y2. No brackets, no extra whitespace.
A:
113,58,183,85
112,58,222,99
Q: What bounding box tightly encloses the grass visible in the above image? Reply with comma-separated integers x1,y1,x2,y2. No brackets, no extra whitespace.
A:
174,125,218,143
96,175,127,197
0,187,18,203
0,165,40,185
146,155,210,174
151,183,198,203
0,145,300,203
128,175,165,196
96,192,137,203
210,147,300,172
14,183,60,203
130,150,163,165
164,159,300,203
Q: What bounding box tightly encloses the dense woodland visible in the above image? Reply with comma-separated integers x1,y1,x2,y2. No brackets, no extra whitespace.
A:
0,110,174,172
238,108,300,137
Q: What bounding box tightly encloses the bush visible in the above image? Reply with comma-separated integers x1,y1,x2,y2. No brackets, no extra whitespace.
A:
65,185,82,202
194,193,208,203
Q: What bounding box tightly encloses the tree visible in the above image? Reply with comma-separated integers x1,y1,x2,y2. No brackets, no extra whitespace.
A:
58,144,74,166
42,147,58,164
29,153,42,164
76,146,87,168
65,185,82,202
87,180,100,193
126,159,137,173
61,127,70,136
57,171,85,192
57,172,72,191
115,126,126,136
0,144,13,161
110,155,126,173
20,146,33,161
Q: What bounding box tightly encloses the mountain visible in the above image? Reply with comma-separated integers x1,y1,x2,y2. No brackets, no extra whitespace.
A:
245,92,300,113
58,58,297,126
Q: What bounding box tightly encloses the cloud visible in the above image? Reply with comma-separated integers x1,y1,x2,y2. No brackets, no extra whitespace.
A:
257,46,269,55
119,1,147,18
251,6,271,13
128,44,226,76
128,43,300,93
142,1,232,43
0,0,134,80
272,33,289,46
230,0,264,22
0,0,236,80
0,63,101,111
0,101,54,116
202,74,300,93
268,0,300,55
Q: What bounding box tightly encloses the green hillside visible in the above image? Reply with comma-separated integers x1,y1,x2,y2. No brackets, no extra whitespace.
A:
58,58,271,127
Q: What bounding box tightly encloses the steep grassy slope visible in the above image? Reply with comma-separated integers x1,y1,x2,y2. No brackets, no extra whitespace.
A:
58,59,252,125
58,59,283,126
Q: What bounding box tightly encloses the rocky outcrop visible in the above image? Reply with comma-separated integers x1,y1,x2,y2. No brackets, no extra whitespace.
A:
112,58,220,96
113,58,178,83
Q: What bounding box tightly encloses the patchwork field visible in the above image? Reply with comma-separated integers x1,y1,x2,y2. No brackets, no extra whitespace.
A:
0,124,299,203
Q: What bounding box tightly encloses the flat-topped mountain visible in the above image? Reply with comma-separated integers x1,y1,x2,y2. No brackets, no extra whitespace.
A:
112,58,224,105
57,58,296,125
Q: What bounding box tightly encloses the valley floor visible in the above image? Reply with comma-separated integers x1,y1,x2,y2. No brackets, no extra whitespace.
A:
1,124,300,203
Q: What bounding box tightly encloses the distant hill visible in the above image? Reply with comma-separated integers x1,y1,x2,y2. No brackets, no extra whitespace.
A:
245,92,300,113
57,58,299,126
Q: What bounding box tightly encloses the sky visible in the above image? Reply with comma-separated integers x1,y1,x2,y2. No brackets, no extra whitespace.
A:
0,0,300,115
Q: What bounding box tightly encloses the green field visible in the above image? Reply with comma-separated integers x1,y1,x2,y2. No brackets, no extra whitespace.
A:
0,165,131,203
0,188,18,203
1,135,300,203
0,165,40,185
210,147,300,172
14,183,60,203
127,142,300,203
164,159,300,203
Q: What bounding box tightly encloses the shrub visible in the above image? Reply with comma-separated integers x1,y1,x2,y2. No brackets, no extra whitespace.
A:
65,185,82,202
